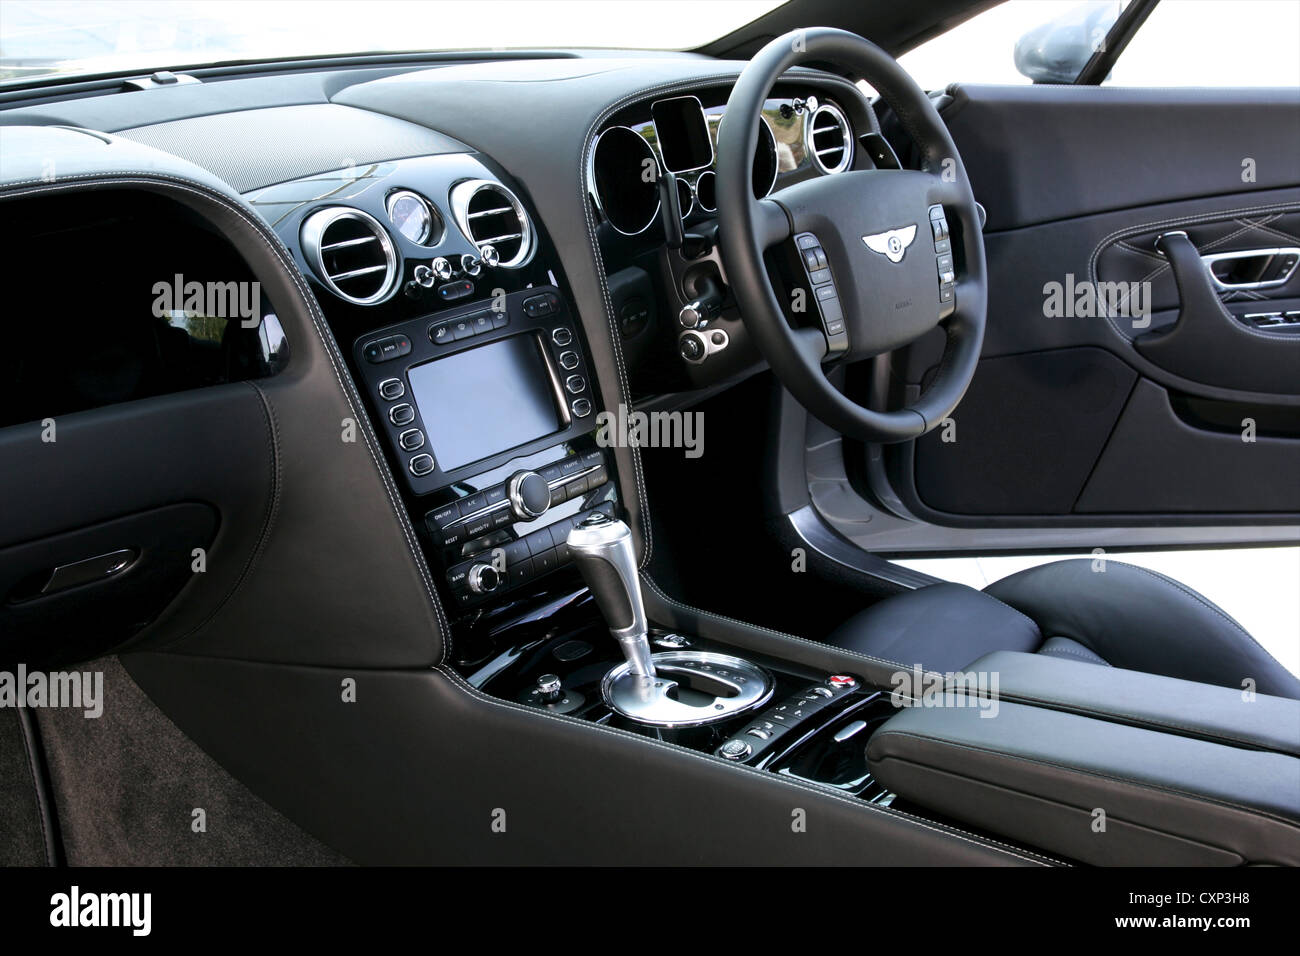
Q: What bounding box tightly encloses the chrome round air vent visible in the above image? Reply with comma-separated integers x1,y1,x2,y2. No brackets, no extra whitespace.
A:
300,207,400,305
450,179,533,268
807,102,853,175
589,125,661,236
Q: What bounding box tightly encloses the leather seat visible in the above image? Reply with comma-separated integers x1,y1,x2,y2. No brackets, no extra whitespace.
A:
826,559,1300,699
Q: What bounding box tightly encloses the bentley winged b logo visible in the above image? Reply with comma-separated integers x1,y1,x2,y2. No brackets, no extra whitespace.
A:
862,224,918,263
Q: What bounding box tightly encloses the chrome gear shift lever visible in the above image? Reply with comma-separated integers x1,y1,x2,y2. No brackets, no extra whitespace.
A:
567,514,654,677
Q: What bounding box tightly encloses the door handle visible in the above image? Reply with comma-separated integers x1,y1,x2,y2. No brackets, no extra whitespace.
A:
1199,246,1300,290
40,548,138,597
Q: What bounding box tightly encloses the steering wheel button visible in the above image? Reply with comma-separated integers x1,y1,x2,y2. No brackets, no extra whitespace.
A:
808,268,833,285
931,218,949,241
796,233,821,250
825,319,845,336
815,284,839,301
937,253,954,273
940,283,956,304
934,237,952,255
819,296,844,324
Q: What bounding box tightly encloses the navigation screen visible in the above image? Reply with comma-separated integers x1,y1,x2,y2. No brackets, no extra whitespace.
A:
407,333,561,472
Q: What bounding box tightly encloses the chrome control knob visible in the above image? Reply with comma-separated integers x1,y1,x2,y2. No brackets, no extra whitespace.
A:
431,256,454,281
461,252,482,277
507,470,551,520
467,563,501,594
413,264,436,288
537,674,563,703
479,244,500,268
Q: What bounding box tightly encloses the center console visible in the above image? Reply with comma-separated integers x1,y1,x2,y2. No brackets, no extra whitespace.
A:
350,285,617,610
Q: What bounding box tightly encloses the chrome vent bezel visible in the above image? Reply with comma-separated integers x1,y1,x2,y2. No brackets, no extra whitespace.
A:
807,102,853,175
300,206,400,306
450,179,534,268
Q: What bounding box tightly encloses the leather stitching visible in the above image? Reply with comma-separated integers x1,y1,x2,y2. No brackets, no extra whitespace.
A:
1088,201,1300,344
993,689,1296,753
436,666,1061,865
876,729,1300,834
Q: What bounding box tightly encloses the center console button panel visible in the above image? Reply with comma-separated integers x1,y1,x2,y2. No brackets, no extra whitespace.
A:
714,675,860,762
428,448,615,606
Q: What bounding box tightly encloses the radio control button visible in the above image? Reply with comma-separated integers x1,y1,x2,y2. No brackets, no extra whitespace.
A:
509,471,552,520
571,398,592,418
457,492,487,518
558,350,579,370
398,428,425,451
508,556,534,587
467,563,500,594
390,404,415,426
565,374,586,394
552,327,573,347
429,504,458,529
408,454,435,477
378,378,404,401
532,548,557,577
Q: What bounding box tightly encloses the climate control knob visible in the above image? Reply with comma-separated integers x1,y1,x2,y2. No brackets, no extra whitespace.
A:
467,563,501,594
507,470,551,521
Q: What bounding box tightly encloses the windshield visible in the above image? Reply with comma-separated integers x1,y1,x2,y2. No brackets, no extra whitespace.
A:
0,0,787,84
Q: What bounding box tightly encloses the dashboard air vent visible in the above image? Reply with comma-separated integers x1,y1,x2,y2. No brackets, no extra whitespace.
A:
450,179,534,268
808,103,853,175
300,207,399,305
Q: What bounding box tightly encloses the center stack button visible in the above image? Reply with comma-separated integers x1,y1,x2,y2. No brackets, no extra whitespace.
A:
507,470,551,521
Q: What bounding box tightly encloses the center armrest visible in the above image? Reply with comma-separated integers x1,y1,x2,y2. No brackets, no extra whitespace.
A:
961,650,1300,756
867,701,1300,866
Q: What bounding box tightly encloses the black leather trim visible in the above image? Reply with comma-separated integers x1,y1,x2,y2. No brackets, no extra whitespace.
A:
124,651,1059,866
868,702,1300,866
0,128,444,668
966,650,1300,757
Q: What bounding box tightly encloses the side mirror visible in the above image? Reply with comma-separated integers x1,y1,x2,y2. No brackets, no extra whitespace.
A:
1014,1,1121,84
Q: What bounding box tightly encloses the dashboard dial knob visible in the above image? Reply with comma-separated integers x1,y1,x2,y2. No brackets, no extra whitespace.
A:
461,252,482,277
431,257,454,281
467,563,500,594
479,244,500,268
537,673,563,703
507,470,551,520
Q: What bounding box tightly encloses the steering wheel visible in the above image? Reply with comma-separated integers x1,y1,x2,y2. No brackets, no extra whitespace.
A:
716,27,987,443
